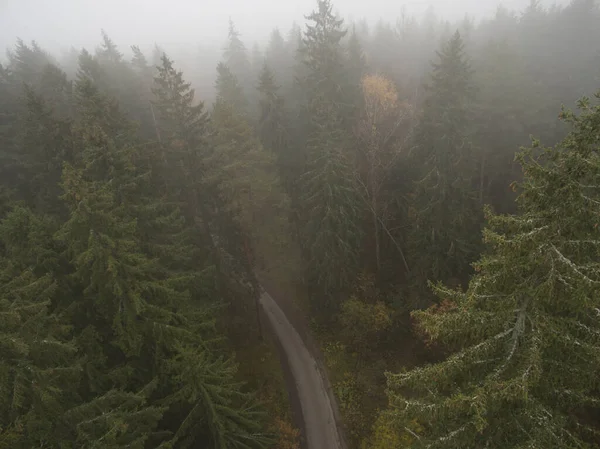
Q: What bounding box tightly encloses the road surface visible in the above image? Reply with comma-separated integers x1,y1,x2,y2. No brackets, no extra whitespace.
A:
259,289,343,449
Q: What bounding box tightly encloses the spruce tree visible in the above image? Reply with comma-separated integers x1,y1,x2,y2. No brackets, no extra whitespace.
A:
215,62,248,116
0,206,80,448
256,63,291,191
59,74,269,448
265,28,290,86
211,69,286,341
223,19,251,82
151,55,232,278
409,31,481,295
17,87,72,216
387,93,600,448
345,25,368,118
6,39,53,88
297,0,363,316
223,19,254,110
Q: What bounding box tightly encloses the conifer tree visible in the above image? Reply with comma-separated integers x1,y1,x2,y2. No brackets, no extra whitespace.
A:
211,67,286,340
409,31,481,294
58,74,270,448
297,0,363,316
0,65,23,198
152,44,166,67
223,19,254,108
256,63,291,190
7,39,53,88
224,19,251,81
387,93,600,448
97,30,123,64
345,25,368,117
0,206,80,448
131,45,154,85
265,28,291,87
299,0,348,113
215,62,248,116
17,87,71,216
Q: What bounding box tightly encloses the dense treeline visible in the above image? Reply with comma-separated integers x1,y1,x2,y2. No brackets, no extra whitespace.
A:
1,0,599,448
0,30,282,449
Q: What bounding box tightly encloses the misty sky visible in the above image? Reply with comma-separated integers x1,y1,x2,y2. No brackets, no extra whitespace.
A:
1,0,565,56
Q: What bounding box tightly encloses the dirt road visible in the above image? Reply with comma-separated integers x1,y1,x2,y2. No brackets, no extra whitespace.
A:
259,289,343,449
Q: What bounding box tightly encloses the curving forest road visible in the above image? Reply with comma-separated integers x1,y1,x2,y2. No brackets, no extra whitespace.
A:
259,288,344,449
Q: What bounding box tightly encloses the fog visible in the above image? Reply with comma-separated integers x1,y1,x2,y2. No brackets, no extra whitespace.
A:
1,0,566,56
0,0,599,446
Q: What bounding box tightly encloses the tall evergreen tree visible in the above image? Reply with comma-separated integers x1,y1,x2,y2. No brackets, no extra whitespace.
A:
215,62,248,116
408,31,481,295
223,19,251,81
223,19,254,110
17,87,72,215
297,0,363,316
256,63,291,190
345,25,368,117
387,93,600,448
0,206,80,448
6,39,53,88
58,74,270,448
265,28,290,86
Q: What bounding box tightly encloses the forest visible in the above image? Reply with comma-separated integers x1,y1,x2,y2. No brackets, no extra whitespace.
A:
0,0,599,448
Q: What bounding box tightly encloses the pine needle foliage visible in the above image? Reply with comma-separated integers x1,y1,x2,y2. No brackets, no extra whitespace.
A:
0,206,80,448
387,93,600,449
409,31,482,294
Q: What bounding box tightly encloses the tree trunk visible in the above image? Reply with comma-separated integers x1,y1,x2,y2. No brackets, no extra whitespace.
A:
372,194,381,274
480,150,486,205
244,235,263,342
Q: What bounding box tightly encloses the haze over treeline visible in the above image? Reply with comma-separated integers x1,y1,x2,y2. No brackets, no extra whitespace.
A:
0,0,599,448
0,0,569,53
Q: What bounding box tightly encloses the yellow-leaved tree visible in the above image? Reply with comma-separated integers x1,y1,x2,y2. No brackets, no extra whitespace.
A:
356,74,414,274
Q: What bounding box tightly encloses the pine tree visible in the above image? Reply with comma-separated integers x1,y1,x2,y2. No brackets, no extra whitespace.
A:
386,93,600,448
224,19,251,81
17,87,72,216
97,30,123,64
297,0,363,316
265,28,290,86
58,74,270,448
223,19,254,109
472,39,542,214
256,63,291,190
345,25,368,117
0,63,24,198
0,206,80,448
131,45,154,85
215,62,248,115
299,0,348,114
300,97,364,315
151,55,227,274
408,31,481,295
152,44,166,67
211,76,286,341
7,39,53,88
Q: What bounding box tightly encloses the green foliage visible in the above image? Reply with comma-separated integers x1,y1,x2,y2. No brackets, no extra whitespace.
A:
386,94,600,448
362,412,421,449
223,19,251,87
17,87,71,215
6,39,53,87
296,0,364,316
409,31,482,296
0,206,80,448
256,64,292,192
300,103,363,312
215,62,249,116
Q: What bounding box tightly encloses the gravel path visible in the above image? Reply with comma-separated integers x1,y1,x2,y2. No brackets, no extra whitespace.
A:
259,289,343,449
